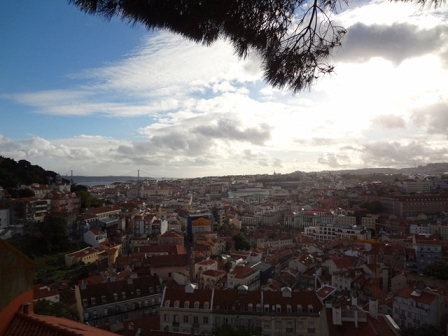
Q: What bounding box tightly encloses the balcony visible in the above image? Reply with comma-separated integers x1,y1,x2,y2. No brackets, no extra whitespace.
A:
172,322,179,327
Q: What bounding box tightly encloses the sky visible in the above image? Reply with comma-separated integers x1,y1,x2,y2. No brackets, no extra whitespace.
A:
1,0,447,179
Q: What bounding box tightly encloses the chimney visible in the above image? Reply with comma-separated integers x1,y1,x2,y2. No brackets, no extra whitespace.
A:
369,299,378,320
351,295,357,306
332,306,342,325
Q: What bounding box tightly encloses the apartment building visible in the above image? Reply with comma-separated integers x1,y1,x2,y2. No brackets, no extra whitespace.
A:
412,237,442,273
228,265,261,291
402,179,431,194
75,275,163,327
380,194,448,217
304,223,370,242
65,247,100,267
392,286,440,329
158,231,184,245
1,197,50,224
159,284,324,336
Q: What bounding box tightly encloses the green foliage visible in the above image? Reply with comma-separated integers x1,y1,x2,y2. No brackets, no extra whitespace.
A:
9,188,36,198
423,261,448,280
359,201,384,214
69,0,348,92
210,324,261,336
8,235,93,284
75,190,93,208
400,324,444,336
233,232,251,250
34,299,70,318
33,252,97,284
32,217,69,254
0,156,62,189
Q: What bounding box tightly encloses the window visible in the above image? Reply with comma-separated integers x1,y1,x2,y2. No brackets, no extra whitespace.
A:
183,315,189,323
174,300,180,308
136,289,141,295
82,299,88,307
203,316,209,324
149,287,154,294
264,304,269,312
184,301,190,308
91,297,96,305
101,295,107,303
164,300,170,307
204,301,210,309
194,301,200,309
113,293,118,300
308,321,315,334
163,314,169,322
248,303,253,312
297,304,303,313
103,308,108,316
122,292,126,299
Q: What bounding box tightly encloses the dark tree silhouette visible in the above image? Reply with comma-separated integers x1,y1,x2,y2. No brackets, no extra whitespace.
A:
233,232,251,250
68,0,443,92
400,324,444,336
69,0,348,92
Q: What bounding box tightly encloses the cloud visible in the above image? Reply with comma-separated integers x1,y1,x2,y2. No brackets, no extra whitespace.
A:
3,31,263,117
317,153,352,168
361,140,448,166
335,22,447,64
193,115,271,145
411,102,448,136
371,114,406,128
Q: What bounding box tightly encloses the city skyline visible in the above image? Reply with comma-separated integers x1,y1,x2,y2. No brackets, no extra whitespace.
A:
1,1,447,178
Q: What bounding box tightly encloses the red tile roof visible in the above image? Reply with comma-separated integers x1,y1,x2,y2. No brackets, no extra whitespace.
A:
325,308,398,336
5,312,117,336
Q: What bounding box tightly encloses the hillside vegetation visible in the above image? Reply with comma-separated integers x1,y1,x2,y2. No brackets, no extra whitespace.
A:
0,156,62,189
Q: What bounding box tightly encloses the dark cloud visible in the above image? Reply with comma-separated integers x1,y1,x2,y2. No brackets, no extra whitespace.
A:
371,114,405,129
113,113,273,170
411,102,448,136
335,22,447,64
362,140,448,166
193,117,271,145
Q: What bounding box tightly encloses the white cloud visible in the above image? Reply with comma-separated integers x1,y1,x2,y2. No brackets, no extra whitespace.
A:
2,0,448,177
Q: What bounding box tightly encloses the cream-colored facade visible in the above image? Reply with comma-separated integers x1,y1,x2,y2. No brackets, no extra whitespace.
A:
65,247,99,267
160,285,325,336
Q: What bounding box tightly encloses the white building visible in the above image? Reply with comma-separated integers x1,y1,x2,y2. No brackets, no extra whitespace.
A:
83,229,107,248
0,207,10,228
